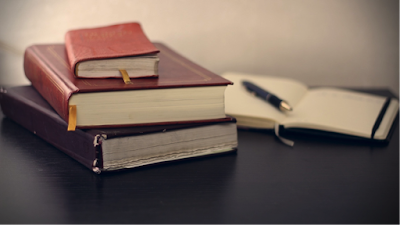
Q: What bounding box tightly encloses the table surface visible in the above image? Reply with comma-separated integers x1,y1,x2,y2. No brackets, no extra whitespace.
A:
0,89,398,224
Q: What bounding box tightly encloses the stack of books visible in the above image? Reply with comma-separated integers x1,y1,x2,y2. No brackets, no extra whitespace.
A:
0,22,238,173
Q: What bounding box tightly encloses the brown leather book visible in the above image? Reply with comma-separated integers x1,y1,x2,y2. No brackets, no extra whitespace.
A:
24,43,233,130
0,86,238,173
65,22,160,78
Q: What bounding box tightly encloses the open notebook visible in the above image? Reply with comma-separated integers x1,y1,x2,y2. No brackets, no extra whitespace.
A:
222,72,399,143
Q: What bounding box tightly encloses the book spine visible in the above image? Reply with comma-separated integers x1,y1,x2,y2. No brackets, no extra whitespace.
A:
0,88,99,172
24,46,75,123
64,32,76,72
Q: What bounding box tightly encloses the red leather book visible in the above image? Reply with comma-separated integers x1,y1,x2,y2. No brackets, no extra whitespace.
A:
65,22,160,78
24,43,233,129
0,86,238,173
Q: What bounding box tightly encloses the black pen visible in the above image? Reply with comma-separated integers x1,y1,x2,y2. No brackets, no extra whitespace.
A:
242,80,293,112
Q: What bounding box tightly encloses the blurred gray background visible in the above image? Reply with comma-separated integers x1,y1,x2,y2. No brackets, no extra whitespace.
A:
0,0,398,95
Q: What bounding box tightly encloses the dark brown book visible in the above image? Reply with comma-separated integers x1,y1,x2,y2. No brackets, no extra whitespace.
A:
0,86,238,173
24,43,233,129
65,22,160,78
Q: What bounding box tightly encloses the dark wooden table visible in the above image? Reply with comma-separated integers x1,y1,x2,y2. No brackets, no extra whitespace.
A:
0,89,398,224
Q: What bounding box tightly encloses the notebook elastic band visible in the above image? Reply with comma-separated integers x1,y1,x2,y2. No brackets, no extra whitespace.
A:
371,97,391,139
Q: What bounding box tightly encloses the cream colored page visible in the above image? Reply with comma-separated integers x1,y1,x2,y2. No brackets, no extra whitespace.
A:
69,86,225,126
374,98,399,139
222,72,309,124
282,87,393,138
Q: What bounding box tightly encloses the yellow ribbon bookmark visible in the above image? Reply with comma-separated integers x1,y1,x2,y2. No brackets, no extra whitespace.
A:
119,69,132,84
67,105,77,131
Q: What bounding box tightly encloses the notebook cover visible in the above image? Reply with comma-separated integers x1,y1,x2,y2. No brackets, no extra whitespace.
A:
24,43,233,127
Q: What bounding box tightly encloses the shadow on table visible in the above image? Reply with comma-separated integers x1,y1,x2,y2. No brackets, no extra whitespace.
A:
0,116,238,223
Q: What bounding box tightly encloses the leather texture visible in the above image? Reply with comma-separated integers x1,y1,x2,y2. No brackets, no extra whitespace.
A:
23,43,233,127
65,22,159,74
0,86,236,172
0,86,97,170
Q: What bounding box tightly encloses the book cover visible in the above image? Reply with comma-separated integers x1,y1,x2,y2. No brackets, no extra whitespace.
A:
0,86,238,173
24,43,233,128
65,22,159,75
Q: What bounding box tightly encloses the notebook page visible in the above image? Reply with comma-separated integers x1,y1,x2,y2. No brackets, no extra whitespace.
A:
223,72,309,125
374,98,399,139
282,87,392,138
